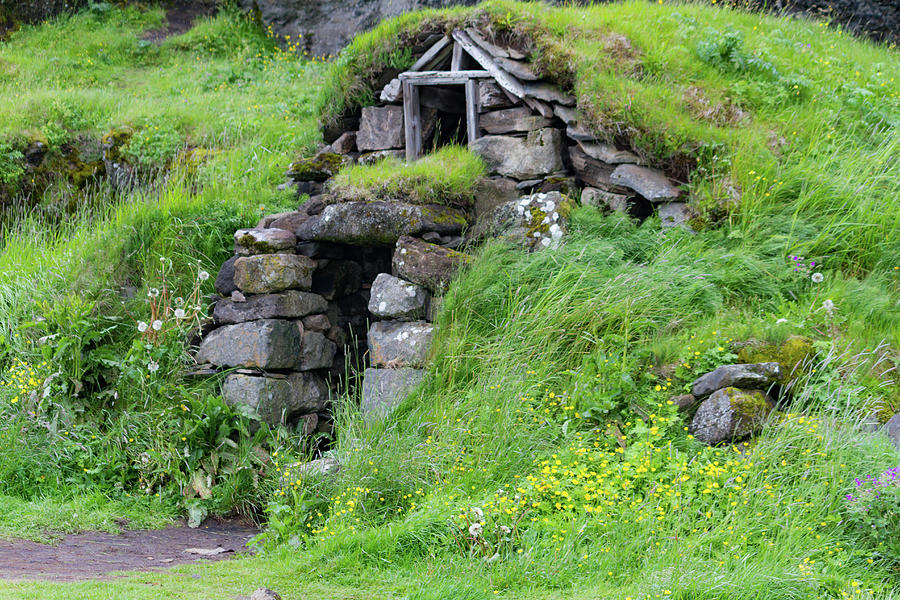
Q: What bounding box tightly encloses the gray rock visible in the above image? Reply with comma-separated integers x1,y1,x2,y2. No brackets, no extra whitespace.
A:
581,187,629,212
214,256,238,296
250,588,282,600
671,393,698,412
480,107,552,134
330,131,357,154
659,202,693,229
222,373,328,426
234,228,297,256
297,456,341,477
233,254,316,294
358,149,406,165
480,80,516,110
197,320,301,370
213,291,327,324
361,367,426,418
268,212,311,235
490,191,572,250
523,82,575,105
471,128,564,180
691,362,782,398
368,320,434,368
302,313,331,332
689,387,774,445
473,177,520,238
577,141,640,165
495,57,539,80
610,164,681,202
356,106,404,151
392,236,467,293
568,145,629,193
368,273,428,321
296,202,467,245
299,330,338,371
883,413,900,447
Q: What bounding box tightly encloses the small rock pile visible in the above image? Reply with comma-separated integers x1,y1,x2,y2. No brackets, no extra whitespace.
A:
683,362,782,445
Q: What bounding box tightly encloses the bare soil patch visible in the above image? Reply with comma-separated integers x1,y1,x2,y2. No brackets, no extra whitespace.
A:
142,1,219,44
0,518,258,581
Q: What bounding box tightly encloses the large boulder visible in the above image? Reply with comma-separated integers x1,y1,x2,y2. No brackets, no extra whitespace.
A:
296,202,466,245
392,236,467,293
472,177,520,238
689,387,775,445
489,191,574,250
196,320,301,369
691,362,782,398
368,321,434,368
356,106,404,151
233,254,316,294
609,164,681,202
368,273,428,321
471,128,564,180
234,228,296,256
222,372,328,426
213,291,327,324
361,367,426,418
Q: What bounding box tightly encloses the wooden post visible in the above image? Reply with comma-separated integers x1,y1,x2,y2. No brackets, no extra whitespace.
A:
402,80,422,162
465,78,480,146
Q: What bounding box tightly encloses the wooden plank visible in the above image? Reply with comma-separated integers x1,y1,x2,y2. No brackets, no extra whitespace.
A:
409,36,452,71
402,81,422,162
496,57,539,81
451,40,464,71
452,30,529,100
465,78,480,146
399,70,490,85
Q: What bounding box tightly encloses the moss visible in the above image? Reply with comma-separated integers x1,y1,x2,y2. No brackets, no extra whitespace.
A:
287,152,344,182
724,387,772,421
736,334,815,384
100,126,134,163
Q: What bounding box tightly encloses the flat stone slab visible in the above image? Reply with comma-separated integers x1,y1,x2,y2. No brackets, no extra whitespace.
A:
223,372,328,425
197,319,300,370
368,273,428,321
689,387,774,445
581,187,629,212
213,291,327,324
659,202,692,229
480,107,552,134
296,202,467,246
691,362,782,398
233,254,315,294
471,128,564,180
609,164,681,202
392,236,467,293
361,367,425,418
368,320,434,368
356,105,404,151
577,141,640,165
234,228,296,256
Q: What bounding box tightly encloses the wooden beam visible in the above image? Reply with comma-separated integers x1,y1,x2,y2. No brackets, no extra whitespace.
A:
399,70,490,85
451,41,464,71
465,78,480,146
464,27,526,60
451,30,528,100
402,80,422,162
409,36,452,71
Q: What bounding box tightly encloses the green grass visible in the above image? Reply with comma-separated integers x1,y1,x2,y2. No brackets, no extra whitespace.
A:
0,2,898,599
329,145,486,205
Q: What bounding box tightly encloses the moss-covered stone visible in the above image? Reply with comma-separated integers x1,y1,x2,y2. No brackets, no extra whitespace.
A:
736,335,815,384
287,151,344,182
100,126,134,163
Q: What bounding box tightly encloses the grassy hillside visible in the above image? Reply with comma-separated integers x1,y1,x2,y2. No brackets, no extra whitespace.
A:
0,1,898,599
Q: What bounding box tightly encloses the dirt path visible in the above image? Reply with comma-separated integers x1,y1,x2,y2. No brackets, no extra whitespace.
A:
142,2,219,44
0,518,258,581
